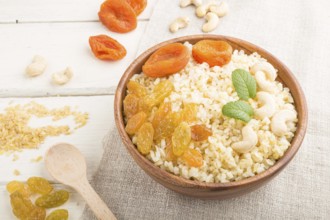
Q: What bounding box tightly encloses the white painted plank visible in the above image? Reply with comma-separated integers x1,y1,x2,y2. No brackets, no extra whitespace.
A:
0,184,86,220
0,95,114,182
0,21,147,97
0,0,157,23
0,95,115,219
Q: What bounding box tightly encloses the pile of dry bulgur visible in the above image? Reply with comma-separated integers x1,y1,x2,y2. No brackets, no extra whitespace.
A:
0,102,88,154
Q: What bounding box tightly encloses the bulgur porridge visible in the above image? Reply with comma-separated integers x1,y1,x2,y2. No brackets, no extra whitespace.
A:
123,40,298,183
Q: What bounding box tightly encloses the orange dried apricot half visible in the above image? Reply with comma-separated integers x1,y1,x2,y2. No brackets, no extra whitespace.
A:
142,43,190,78
89,35,127,60
125,0,147,15
192,40,232,67
98,0,137,33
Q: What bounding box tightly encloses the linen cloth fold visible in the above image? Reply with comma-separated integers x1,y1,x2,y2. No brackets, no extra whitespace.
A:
82,0,330,219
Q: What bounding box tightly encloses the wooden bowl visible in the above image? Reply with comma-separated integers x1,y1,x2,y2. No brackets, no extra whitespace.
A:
114,35,308,199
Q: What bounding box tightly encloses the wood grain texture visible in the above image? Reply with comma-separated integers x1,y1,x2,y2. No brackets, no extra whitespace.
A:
114,35,308,199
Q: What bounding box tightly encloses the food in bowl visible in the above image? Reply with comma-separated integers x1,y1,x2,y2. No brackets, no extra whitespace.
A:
123,40,298,183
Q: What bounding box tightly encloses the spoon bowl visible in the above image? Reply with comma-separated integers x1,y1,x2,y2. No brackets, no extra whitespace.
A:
45,143,117,220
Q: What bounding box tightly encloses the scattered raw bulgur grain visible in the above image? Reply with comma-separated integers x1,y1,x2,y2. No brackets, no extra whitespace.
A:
0,102,89,154
30,156,43,163
13,169,21,176
12,154,19,161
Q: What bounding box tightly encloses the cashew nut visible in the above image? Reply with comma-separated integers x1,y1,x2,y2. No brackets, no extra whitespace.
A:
254,92,277,119
250,62,277,81
209,1,229,17
195,1,217,17
255,71,278,93
232,122,258,153
202,12,219,32
52,67,73,85
25,55,47,77
169,17,190,33
180,0,202,7
271,110,297,136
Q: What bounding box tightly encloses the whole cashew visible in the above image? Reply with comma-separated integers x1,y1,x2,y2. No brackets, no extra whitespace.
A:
169,17,190,33
255,71,278,93
202,12,219,32
180,0,202,7
254,92,277,119
196,1,217,17
209,1,229,17
25,55,47,77
232,123,258,153
271,110,297,136
52,67,73,85
250,62,277,81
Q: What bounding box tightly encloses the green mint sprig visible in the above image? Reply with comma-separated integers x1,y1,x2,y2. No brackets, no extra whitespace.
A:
232,69,257,100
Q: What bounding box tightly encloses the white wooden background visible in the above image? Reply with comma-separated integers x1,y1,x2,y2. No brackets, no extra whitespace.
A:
0,0,157,219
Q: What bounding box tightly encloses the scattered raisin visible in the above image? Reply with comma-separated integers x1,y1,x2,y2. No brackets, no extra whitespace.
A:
35,190,70,208
46,209,69,220
27,177,53,195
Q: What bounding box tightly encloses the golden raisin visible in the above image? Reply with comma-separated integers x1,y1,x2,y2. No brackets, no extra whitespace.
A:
192,40,232,67
123,94,140,119
6,181,31,197
142,43,190,77
125,0,147,15
150,80,174,106
180,148,203,167
191,124,212,141
27,177,53,195
136,122,154,155
181,103,197,123
152,102,172,129
154,111,181,141
46,209,69,220
35,190,69,208
125,111,147,135
89,35,126,61
165,138,177,162
172,122,191,156
98,0,137,33
127,80,147,98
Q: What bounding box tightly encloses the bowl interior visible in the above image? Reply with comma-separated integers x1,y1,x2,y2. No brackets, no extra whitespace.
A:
114,35,308,189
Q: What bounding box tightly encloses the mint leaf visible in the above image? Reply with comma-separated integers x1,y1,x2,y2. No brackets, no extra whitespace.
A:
232,69,257,100
222,101,254,122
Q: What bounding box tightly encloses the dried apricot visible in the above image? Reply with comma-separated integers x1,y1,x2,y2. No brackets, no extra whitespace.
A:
191,124,212,141
180,148,203,167
98,0,137,33
192,40,232,67
123,94,140,119
172,122,191,156
27,177,53,195
127,80,147,97
142,43,190,77
46,209,69,220
89,35,126,61
35,190,69,208
125,0,147,15
181,103,197,123
137,122,154,155
125,111,147,135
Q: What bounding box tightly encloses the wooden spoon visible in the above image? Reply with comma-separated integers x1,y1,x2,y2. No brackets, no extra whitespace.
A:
45,143,117,220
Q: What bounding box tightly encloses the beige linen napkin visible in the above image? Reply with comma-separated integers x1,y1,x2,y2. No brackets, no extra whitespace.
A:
82,0,330,219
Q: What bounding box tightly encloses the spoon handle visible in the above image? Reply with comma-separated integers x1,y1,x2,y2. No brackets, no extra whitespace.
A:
75,178,117,220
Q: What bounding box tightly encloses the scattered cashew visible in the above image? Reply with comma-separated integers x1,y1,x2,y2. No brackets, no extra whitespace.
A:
180,0,202,7
271,110,297,136
254,92,277,119
250,62,277,81
195,1,217,17
169,17,190,33
231,122,258,153
202,12,219,32
209,1,229,17
25,55,47,77
52,67,73,85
